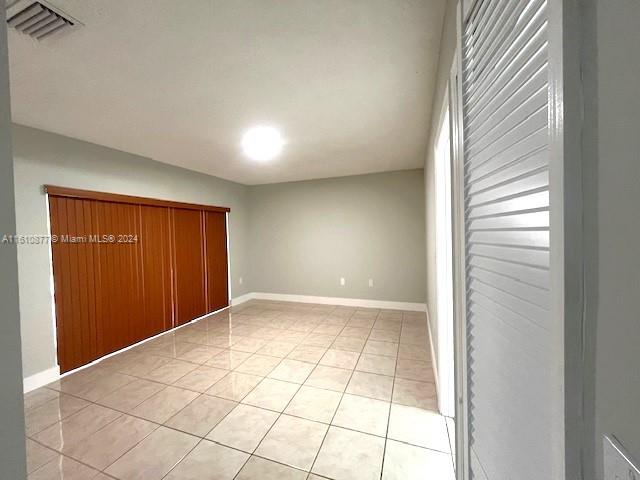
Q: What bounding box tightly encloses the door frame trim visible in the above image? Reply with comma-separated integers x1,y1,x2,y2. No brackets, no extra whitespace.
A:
548,0,586,477
451,4,470,476
433,84,456,419
44,185,231,213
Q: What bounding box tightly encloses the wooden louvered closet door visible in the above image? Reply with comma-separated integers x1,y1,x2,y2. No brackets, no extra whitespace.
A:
172,208,207,326
49,197,101,372
139,205,173,339
47,187,229,373
205,211,229,312
94,201,144,357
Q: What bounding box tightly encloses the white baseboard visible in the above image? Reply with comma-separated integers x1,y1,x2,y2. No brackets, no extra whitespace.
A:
23,366,60,394
231,292,255,306
426,309,440,403
25,294,423,393
247,292,426,312
427,307,456,418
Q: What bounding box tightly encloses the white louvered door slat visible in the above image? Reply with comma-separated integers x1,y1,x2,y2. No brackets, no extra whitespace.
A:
461,0,553,478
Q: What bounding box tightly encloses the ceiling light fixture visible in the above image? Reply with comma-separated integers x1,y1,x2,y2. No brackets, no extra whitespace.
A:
242,126,284,161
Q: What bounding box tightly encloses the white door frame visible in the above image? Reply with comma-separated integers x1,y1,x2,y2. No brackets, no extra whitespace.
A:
434,88,455,419
449,24,470,478
547,0,585,477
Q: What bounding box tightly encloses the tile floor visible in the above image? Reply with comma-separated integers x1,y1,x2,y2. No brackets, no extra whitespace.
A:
23,300,455,480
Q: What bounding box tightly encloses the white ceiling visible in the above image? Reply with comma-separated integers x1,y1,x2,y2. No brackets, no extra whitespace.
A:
7,0,446,185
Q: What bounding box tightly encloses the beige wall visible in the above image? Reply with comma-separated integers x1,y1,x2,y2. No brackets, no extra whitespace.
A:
424,0,457,371
249,170,426,303
12,125,251,378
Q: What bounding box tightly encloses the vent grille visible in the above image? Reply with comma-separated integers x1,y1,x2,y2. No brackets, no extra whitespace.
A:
6,1,76,40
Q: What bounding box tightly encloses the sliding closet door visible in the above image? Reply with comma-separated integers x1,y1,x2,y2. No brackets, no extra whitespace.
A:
172,208,207,326
49,197,145,370
139,205,173,338
205,211,229,312
460,0,558,478
49,197,101,372
48,187,230,373
94,201,144,357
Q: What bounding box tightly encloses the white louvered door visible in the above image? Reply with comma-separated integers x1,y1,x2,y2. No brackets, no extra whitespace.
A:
460,0,560,478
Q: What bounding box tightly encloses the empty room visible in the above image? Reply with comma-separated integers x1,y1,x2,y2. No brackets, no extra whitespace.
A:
2,0,639,480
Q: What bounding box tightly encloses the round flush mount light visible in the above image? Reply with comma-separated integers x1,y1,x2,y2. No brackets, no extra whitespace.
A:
242,126,284,161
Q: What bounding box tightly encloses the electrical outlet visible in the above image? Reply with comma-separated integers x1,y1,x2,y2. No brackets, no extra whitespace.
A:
238,277,243,285
368,278,374,287
340,277,346,286
604,435,640,480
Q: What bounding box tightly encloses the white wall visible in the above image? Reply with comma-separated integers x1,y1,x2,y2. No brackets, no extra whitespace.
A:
249,169,426,303
0,8,27,478
12,125,251,379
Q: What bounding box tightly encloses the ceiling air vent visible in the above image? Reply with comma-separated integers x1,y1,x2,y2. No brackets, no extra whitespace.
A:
6,0,78,40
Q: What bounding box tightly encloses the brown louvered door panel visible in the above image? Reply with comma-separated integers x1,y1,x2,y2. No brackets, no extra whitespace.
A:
205,211,229,311
49,197,100,372
139,205,173,338
95,201,144,356
49,188,228,373
172,208,207,326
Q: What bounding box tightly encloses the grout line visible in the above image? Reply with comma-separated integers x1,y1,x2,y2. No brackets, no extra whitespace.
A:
444,416,457,473
27,301,435,479
27,435,118,478
247,310,345,476
307,309,379,477
230,306,345,479
157,436,202,480
33,375,444,465
379,313,404,479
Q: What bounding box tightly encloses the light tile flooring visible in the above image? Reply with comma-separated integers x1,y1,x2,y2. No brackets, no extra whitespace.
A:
23,300,455,480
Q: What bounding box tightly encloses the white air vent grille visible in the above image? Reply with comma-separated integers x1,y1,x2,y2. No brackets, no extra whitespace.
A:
6,1,77,40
